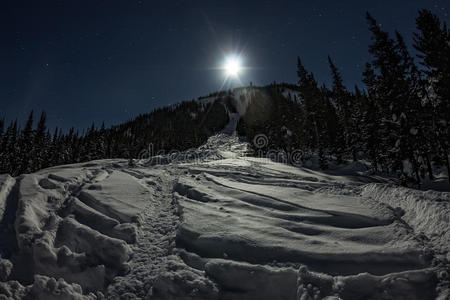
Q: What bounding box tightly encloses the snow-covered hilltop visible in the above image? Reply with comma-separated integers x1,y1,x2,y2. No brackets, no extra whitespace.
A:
0,115,449,300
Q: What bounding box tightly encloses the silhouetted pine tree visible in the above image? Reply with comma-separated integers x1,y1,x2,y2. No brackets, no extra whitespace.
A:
320,84,341,165
33,112,50,171
365,13,424,184
297,57,338,168
361,62,383,171
0,119,4,142
348,86,367,161
18,111,35,174
97,122,107,159
327,56,351,162
0,119,4,162
1,121,19,175
414,9,450,182
49,127,61,165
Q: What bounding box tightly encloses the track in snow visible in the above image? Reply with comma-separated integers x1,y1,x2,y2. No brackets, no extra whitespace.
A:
0,121,448,299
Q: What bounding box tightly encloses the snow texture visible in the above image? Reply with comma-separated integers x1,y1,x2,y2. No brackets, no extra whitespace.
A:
0,114,448,299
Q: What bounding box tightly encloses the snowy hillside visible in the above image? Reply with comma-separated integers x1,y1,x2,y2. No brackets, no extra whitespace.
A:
0,116,449,300
197,85,300,117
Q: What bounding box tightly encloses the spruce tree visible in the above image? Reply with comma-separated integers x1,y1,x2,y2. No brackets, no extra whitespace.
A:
0,119,4,141
0,118,4,159
3,121,19,175
414,9,450,182
33,112,49,171
18,111,35,174
97,122,107,159
297,57,337,168
328,56,352,161
365,13,424,184
49,127,60,165
297,57,321,149
349,86,367,161
362,62,383,171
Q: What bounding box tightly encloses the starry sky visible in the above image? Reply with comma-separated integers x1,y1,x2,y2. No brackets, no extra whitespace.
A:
1,0,449,131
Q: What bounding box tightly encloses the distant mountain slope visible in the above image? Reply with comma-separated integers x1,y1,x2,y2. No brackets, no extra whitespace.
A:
0,83,301,177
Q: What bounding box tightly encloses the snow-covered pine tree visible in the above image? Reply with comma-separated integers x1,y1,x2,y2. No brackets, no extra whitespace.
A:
33,112,50,171
0,123,8,174
349,85,367,161
393,31,424,185
97,122,107,159
297,57,338,168
2,121,19,175
320,84,340,166
18,111,35,175
0,119,4,162
327,56,352,162
49,127,61,166
82,123,98,161
414,9,450,182
64,128,77,163
362,62,383,172
365,13,423,184
0,119,4,144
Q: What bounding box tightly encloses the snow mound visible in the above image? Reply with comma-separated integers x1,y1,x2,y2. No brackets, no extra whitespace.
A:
0,274,101,299
0,174,16,258
7,164,147,293
151,255,219,300
0,175,15,218
0,258,12,281
174,169,430,277
205,259,297,300
296,264,439,300
361,184,450,260
78,170,150,223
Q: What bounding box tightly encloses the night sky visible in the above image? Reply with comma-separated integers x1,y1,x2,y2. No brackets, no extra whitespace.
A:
1,0,449,131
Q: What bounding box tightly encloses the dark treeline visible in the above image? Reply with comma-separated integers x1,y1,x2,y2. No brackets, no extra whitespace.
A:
238,10,450,185
0,100,228,176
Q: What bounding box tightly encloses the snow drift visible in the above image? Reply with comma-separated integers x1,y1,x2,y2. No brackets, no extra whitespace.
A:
0,115,448,299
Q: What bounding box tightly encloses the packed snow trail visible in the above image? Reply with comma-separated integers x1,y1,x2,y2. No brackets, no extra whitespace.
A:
104,167,181,298
0,123,448,299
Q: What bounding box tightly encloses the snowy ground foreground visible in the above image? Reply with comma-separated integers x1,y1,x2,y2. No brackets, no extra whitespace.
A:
0,117,449,299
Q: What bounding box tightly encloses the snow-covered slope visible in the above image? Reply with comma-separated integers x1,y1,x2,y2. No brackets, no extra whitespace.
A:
0,117,449,299
198,87,259,117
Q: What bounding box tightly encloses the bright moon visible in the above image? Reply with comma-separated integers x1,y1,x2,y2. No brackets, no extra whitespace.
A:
224,57,242,77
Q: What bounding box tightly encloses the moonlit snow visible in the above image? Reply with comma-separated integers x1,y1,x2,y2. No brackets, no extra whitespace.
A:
0,113,448,300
